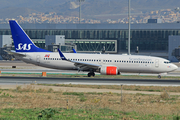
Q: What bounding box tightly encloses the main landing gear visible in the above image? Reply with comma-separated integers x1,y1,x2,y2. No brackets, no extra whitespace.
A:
87,70,95,77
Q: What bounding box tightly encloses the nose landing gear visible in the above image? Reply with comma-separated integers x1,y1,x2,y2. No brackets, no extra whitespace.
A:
158,75,161,79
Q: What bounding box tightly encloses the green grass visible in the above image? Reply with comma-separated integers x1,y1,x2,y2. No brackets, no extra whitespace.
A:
79,96,87,102
0,108,178,120
63,92,84,96
37,83,180,92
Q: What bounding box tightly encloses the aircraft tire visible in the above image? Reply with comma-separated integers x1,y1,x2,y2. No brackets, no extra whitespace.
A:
158,75,161,79
92,72,95,77
88,73,91,77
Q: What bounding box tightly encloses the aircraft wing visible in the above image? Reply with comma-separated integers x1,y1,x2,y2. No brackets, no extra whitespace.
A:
73,61,101,71
58,49,101,71
4,50,26,57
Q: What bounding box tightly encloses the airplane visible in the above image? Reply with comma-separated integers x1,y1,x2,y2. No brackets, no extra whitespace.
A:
7,20,178,78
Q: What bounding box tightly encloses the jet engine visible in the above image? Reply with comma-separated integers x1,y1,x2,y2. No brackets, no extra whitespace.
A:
100,66,119,75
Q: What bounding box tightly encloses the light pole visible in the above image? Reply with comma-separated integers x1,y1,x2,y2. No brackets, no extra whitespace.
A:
78,0,85,24
175,7,180,23
128,0,131,55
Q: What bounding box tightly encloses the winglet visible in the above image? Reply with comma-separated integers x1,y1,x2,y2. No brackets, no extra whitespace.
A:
73,49,77,53
58,48,67,60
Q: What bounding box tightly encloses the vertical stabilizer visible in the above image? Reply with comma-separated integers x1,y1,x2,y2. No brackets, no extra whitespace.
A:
9,20,50,52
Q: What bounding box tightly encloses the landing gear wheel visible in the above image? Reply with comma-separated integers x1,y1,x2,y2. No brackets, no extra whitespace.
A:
92,72,95,77
87,72,95,77
158,75,161,79
88,73,91,77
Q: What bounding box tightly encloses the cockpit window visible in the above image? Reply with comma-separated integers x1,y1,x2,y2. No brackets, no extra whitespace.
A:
164,61,171,64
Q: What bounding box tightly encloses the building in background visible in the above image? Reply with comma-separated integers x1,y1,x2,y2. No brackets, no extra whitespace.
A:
169,36,180,62
0,35,13,60
1,19,180,61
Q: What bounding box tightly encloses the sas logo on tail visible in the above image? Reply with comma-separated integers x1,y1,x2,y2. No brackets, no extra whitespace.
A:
16,43,32,50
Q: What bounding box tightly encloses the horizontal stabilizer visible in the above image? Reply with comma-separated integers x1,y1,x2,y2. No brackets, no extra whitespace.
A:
4,50,26,57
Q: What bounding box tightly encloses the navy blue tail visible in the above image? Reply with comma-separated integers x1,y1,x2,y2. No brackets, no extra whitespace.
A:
9,20,50,52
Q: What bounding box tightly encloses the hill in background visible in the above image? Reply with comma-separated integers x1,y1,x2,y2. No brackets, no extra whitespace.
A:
0,0,180,20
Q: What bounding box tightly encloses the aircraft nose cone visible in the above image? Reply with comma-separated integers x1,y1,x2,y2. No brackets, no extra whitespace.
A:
175,65,178,70
173,64,178,71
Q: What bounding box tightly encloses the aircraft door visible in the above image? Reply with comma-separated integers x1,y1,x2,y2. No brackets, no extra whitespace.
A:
155,59,159,67
36,55,40,63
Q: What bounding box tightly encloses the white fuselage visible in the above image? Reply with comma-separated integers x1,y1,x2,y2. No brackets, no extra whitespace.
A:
15,52,178,74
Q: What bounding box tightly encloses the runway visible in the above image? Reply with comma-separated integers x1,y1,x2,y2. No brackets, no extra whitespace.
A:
0,61,180,76
0,76,180,86
0,61,180,86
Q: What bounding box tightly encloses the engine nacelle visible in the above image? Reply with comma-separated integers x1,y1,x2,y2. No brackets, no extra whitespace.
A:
100,66,119,75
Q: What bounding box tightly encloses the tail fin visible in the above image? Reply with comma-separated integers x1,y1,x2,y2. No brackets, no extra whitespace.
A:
9,20,50,52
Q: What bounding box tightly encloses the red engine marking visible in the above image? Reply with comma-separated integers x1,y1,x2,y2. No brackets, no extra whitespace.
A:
106,66,117,75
